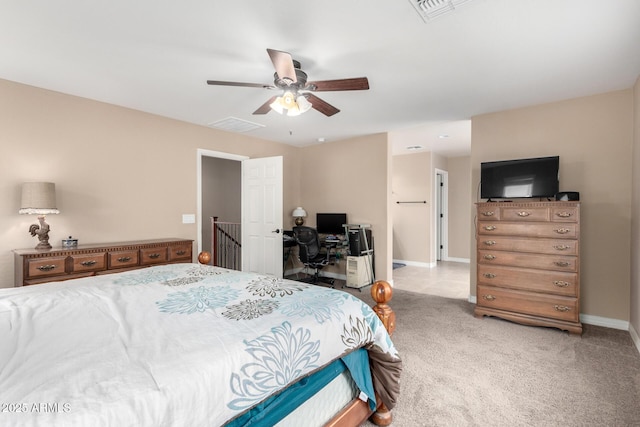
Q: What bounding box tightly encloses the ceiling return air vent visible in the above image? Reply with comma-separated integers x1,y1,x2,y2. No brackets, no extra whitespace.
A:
208,117,265,133
409,0,476,22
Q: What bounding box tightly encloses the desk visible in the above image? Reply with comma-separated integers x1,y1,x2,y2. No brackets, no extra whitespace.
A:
283,232,297,271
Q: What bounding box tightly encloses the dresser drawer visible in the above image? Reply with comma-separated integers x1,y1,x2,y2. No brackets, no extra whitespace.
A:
477,236,578,255
478,221,578,239
501,207,549,222
108,250,139,269
477,285,579,322
551,206,579,223
27,257,67,279
477,208,501,221
478,264,578,296
70,253,107,273
140,247,168,265
169,244,192,261
478,250,577,272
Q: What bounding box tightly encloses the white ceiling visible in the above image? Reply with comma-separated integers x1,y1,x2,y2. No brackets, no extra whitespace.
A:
2,0,639,157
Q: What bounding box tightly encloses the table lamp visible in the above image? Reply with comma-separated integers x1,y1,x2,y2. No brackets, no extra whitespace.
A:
19,182,60,250
292,207,307,226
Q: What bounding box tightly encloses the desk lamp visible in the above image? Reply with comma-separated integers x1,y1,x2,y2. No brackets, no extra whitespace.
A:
292,207,307,226
19,182,60,250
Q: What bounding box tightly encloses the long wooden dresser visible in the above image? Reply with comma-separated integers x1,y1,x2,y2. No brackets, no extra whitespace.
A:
474,201,582,334
14,238,193,287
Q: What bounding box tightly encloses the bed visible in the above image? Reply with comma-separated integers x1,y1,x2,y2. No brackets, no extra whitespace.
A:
0,253,401,426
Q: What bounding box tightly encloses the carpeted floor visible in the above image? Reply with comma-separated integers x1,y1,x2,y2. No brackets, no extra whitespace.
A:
344,287,640,427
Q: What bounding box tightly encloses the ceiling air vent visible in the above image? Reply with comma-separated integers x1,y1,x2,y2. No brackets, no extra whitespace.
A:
409,0,476,22
208,117,265,133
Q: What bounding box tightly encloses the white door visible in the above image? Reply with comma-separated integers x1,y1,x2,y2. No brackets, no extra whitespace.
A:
242,156,283,277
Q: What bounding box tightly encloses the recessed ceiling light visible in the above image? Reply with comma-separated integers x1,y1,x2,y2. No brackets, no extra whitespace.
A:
406,145,423,150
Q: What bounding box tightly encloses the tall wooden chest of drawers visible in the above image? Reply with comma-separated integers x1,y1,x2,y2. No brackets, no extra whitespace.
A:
474,201,582,334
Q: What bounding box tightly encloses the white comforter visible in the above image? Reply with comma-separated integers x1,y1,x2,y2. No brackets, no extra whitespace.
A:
0,264,398,426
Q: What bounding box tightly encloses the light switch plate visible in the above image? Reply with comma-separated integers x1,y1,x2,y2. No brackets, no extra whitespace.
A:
182,214,196,224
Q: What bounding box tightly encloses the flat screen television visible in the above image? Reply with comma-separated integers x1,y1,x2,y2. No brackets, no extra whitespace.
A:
480,156,559,200
316,213,347,235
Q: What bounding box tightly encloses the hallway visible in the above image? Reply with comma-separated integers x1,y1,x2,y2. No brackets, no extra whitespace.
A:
391,261,470,300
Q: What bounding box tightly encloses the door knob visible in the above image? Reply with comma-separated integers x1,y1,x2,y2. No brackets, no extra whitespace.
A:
272,229,281,234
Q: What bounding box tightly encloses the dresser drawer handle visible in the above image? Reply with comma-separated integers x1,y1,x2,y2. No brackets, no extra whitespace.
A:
483,225,497,231
482,294,496,301
553,280,570,287
554,261,570,267
554,228,571,234
148,253,161,259
554,305,571,312
37,264,58,272
553,245,571,251
483,254,496,260
556,212,573,218
117,256,132,262
176,250,186,256
483,273,496,279
483,240,496,246
481,211,495,217
80,260,97,266
516,211,530,217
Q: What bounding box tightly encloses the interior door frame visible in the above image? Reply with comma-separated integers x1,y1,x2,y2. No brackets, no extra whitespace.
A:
434,168,449,262
196,149,248,255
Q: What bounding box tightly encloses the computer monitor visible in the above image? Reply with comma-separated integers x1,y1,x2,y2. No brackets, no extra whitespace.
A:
316,213,347,235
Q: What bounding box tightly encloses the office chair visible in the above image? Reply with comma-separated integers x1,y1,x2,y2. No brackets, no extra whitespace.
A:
293,226,335,287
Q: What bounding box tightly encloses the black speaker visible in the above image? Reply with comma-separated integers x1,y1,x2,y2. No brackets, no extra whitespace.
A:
555,191,579,201
348,228,372,256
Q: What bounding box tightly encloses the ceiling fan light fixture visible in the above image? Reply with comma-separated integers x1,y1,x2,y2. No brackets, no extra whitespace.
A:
270,91,311,116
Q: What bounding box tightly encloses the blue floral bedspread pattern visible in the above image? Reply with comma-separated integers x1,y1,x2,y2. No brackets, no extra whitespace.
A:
0,263,399,427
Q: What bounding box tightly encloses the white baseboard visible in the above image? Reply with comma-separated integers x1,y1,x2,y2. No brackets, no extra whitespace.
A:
444,257,470,263
393,259,435,268
630,323,640,356
579,313,629,330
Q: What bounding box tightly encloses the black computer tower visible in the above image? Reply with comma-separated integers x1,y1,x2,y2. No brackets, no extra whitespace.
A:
348,228,372,256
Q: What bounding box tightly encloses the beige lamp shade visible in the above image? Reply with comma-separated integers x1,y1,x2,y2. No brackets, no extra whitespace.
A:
19,182,60,215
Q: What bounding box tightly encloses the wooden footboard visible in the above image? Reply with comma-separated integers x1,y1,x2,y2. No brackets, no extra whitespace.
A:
197,252,396,426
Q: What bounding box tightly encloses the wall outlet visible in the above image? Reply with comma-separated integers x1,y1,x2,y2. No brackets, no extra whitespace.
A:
182,214,196,224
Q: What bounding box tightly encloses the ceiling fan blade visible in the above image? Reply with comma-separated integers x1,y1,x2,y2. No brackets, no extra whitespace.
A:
306,93,340,117
207,80,274,89
306,77,369,92
267,48,297,83
253,96,277,115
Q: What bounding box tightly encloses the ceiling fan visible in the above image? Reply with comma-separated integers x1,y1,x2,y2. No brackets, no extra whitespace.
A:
206,48,369,117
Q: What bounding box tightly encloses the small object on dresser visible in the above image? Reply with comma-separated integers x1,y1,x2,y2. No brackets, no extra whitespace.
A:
62,236,78,248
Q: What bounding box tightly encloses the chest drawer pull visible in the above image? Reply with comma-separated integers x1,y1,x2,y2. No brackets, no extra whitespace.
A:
176,250,186,256
556,212,573,218
481,211,495,217
482,294,496,301
483,273,496,279
148,253,161,259
483,225,497,231
80,260,97,266
516,211,530,217
483,240,496,246
37,265,58,272
483,254,496,260
554,228,571,234
554,305,571,312
554,261,570,267
553,245,571,251
117,256,132,262
553,281,570,287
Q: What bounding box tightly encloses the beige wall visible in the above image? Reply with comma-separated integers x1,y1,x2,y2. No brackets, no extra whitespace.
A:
471,89,634,321
447,156,471,260
631,76,640,337
0,79,302,288
298,134,392,282
392,152,432,264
